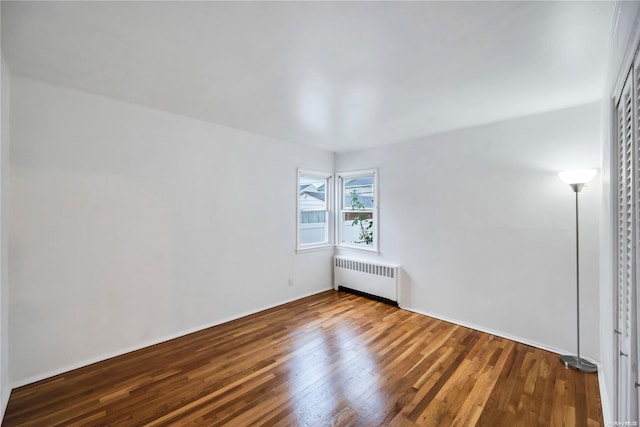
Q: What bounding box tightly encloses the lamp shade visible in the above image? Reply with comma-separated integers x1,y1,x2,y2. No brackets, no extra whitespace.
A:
558,169,598,185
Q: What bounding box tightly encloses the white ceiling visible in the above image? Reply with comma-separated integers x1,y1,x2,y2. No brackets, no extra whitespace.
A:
2,1,614,152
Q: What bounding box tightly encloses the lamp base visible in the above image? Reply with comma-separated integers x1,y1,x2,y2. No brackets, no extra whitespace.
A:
560,355,597,373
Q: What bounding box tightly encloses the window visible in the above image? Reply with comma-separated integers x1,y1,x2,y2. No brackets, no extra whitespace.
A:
338,169,378,251
297,170,332,250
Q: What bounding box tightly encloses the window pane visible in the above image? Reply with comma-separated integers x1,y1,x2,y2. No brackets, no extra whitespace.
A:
342,211,373,245
343,177,374,209
299,177,327,210
300,211,327,245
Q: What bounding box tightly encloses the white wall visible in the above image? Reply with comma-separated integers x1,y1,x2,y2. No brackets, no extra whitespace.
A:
0,50,11,420
9,76,335,386
337,102,602,360
600,1,640,421
0,1,11,415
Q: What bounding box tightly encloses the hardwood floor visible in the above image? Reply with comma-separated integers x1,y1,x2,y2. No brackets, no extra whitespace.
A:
3,290,602,426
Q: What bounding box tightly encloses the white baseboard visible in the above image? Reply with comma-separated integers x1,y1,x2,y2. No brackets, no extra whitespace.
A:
0,384,10,422
11,287,333,389
400,305,599,365
598,362,613,425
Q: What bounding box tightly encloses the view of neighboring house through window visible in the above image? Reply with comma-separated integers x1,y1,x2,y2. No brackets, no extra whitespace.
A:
297,170,332,249
338,170,377,251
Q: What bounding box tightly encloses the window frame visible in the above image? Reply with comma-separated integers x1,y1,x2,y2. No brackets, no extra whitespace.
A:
296,169,333,252
336,169,379,252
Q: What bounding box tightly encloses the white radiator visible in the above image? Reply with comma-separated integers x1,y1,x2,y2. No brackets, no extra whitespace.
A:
334,256,399,304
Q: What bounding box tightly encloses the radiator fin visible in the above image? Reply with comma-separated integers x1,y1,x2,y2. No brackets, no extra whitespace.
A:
334,257,395,279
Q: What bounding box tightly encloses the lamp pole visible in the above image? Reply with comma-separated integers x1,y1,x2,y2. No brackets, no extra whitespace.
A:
558,174,597,374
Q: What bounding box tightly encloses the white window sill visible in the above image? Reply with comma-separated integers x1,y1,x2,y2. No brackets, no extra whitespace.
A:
336,243,379,253
296,244,335,254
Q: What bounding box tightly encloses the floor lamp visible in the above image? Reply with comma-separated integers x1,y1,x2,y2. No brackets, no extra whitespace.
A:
558,169,598,374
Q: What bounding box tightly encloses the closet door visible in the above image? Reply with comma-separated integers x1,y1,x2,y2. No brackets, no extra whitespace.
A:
634,52,640,421
617,68,637,423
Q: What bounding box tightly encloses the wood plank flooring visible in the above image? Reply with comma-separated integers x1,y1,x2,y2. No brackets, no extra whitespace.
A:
3,290,603,426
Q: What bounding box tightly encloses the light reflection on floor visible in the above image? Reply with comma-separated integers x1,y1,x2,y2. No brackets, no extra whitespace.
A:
284,321,386,425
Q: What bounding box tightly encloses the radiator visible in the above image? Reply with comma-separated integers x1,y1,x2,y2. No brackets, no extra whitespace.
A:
334,256,399,304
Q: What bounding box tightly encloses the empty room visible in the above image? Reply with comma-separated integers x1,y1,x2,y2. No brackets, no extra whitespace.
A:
0,0,639,425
